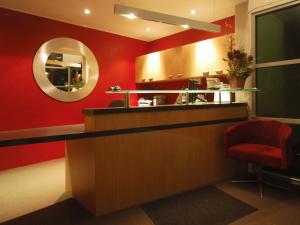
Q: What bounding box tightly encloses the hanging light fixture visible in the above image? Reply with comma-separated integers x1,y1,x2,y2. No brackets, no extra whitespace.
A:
114,4,221,33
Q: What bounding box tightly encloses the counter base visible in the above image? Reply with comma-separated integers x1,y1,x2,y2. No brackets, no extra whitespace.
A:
66,105,248,215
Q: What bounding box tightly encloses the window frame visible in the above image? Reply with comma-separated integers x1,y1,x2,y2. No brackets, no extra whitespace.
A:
252,0,300,125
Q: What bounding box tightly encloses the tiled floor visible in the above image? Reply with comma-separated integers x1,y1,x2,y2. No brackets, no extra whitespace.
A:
1,158,300,225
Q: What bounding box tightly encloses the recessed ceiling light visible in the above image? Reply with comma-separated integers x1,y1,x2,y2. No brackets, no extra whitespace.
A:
123,13,137,20
181,24,189,29
190,10,196,15
146,27,150,32
84,9,91,15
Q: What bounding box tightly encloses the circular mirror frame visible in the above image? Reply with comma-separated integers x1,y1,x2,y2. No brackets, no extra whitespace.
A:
33,37,99,102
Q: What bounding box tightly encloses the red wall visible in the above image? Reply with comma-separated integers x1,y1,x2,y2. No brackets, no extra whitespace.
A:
0,8,148,170
0,7,234,170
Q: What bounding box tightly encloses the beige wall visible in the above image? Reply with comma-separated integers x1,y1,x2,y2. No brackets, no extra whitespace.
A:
236,2,250,52
235,1,253,116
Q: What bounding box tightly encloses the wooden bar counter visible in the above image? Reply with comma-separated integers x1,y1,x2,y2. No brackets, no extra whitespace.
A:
66,103,248,215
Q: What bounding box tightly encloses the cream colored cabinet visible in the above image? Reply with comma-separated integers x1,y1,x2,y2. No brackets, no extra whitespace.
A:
163,48,184,80
211,35,229,74
187,36,229,76
136,35,230,83
135,52,167,83
135,55,147,83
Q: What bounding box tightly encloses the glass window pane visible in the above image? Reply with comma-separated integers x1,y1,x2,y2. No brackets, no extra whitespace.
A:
256,64,300,119
256,4,300,64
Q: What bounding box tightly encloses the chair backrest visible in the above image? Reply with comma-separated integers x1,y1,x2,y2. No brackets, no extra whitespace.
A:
232,119,291,147
225,119,293,169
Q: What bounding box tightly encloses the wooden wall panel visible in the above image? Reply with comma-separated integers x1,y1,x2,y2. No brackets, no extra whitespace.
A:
91,123,245,215
66,138,96,213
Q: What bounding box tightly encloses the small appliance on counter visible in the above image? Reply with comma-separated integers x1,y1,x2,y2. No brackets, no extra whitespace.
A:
175,79,207,105
206,78,231,102
138,98,153,107
206,78,221,90
188,79,200,103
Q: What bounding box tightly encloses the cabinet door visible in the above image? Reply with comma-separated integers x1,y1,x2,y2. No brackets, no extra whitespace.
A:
136,52,166,83
212,35,228,75
181,43,197,78
136,55,148,83
162,48,185,81
186,35,228,77
158,50,171,80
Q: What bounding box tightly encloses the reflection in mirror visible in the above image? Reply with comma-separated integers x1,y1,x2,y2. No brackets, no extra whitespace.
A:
33,37,99,102
46,49,86,92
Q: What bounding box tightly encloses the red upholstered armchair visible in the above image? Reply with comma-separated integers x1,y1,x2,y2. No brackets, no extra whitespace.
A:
224,119,292,198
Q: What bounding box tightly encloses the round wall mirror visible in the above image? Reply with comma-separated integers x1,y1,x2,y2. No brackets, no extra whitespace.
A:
33,38,99,102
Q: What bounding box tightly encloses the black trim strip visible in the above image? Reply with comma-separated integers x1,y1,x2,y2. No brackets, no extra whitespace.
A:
83,103,247,115
0,117,247,147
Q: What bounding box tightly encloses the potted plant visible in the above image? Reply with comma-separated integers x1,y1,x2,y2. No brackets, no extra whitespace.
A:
223,32,254,89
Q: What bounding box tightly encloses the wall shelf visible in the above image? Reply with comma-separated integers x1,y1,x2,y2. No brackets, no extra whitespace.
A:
106,88,258,108
136,74,228,84
136,76,202,84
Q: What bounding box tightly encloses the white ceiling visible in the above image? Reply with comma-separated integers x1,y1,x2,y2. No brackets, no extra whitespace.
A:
0,0,246,41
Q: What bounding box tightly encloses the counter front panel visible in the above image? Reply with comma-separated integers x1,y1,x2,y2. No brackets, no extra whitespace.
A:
66,104,249,215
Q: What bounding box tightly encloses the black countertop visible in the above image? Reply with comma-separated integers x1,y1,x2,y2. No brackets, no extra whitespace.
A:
0,124,85,147
83,102,247,115
0,103,248,147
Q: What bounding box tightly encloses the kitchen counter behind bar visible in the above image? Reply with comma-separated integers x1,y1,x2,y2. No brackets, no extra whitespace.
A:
66,103,249,216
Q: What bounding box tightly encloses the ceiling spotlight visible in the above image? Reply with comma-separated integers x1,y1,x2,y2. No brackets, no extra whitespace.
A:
181,24,189,29
114,4,220,33
190,10,196,15
84,8,91,15
146,27,150,32
123,13,137,20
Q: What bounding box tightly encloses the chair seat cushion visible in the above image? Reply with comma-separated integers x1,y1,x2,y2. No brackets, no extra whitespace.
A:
227,143,282,168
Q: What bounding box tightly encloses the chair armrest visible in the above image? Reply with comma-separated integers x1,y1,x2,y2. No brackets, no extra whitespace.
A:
224,123,245,150
279,126,292,169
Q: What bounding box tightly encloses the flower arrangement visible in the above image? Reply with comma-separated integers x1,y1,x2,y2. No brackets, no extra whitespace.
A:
223,22,254,79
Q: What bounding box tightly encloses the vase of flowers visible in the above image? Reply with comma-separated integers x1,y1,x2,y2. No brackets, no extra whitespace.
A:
223,30,254,89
